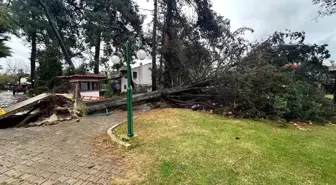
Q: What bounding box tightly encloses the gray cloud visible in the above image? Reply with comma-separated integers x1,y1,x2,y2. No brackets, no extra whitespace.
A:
0,35,30,72
212,0,336,63
1,0,335,72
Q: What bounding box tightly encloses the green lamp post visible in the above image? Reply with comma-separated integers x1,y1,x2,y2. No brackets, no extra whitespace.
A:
112,41,147,137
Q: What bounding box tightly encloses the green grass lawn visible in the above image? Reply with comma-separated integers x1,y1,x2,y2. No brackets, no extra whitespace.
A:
113,109,336,185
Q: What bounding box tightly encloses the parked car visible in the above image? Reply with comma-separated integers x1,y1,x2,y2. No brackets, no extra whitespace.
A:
8,84,28,95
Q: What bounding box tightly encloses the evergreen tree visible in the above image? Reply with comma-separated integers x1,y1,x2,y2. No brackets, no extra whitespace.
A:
35,46,63,93
81,0,142,74
0,4,15,58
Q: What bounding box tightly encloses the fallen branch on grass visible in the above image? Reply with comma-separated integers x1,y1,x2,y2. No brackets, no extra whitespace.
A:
231,152,250,174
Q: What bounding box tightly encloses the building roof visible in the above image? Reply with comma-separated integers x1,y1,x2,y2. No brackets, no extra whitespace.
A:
131,59,152,68
329,65,336,72
57,73,107,79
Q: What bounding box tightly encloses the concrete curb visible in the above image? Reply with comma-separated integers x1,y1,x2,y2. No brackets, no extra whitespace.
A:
107,116,140,149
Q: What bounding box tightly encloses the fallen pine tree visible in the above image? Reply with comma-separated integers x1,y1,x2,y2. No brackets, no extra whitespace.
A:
85,65,335,124
85,86,204,114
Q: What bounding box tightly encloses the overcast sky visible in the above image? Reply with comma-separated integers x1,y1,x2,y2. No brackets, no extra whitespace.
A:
1,0,336,71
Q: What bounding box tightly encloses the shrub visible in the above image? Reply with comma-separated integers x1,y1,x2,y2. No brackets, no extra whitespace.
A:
217,64,334,123
277,80,332,122
76,101,87,117
103,84,113,98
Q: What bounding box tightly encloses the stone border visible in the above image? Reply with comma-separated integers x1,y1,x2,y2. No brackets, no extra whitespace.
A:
107,116,140,149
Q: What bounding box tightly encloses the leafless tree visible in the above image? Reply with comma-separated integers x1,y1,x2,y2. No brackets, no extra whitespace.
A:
6,59,30,84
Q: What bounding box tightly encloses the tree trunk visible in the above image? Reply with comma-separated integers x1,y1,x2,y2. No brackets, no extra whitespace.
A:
30,31,36,88
162,0,173,88
30,0,37,88
158,52,163,84
334,73,336,104
37,0,74,69
151,0,158,91
94,31,101,74
85,86,192,114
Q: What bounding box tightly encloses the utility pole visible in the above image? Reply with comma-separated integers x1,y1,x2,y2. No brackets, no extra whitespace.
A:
151,0,158,91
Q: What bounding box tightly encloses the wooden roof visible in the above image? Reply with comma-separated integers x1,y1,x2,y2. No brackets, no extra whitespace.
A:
57,74,107,79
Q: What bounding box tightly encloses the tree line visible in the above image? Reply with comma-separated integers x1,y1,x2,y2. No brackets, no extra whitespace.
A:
0,0,335,121
0,0,253,90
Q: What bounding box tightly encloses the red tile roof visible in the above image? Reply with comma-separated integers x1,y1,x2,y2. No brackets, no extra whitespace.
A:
57,74,107,79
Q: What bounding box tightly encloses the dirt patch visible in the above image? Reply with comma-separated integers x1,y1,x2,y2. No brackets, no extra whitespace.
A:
93,133,151,184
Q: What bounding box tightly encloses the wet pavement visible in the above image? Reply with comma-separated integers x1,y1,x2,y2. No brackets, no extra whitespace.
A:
0,91,27,108
0,112,129,185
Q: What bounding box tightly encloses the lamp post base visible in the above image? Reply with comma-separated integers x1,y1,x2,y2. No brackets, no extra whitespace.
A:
127,88,134,137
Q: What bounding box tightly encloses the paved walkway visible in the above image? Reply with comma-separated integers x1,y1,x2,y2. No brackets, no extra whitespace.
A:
0,112,128,185
0,91,27,108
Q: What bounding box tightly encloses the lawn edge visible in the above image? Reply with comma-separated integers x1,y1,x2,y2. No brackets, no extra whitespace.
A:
107,121,132,149
107,116,140,149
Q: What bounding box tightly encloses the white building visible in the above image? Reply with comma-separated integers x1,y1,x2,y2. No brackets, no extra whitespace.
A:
19,77,28,84
121,62,152,93
57,74,107,100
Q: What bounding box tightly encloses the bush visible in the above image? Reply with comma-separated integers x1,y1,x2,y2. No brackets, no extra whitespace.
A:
217,64,334,123
76,101,87,117
33,86,49,95
103,84,113,98
277,80,332,122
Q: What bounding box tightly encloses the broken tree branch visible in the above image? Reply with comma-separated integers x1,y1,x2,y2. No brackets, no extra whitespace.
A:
231,152,250,174
37,0,75,69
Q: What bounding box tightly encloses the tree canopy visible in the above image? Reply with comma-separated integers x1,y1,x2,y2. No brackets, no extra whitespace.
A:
313,0,336,16
0,4,15,58
4,0,335,121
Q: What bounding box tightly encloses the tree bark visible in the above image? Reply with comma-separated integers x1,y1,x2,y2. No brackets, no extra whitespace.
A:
162,0,173,88
85,86,192,114
151,0,158,91
30,0,37,88
94,31,101,74
334,73,336,104
30,31,36,88
158,52,163,84
37,0,75,69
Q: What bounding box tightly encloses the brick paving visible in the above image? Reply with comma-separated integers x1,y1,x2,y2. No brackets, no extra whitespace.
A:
0,112,129,185
0,91,27,108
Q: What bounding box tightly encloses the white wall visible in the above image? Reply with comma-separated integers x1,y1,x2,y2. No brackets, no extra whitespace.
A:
121,63,152,93
121,77,127,93
132,66,141,84
140,63,152,85
20,78,28,84
80,91,100,97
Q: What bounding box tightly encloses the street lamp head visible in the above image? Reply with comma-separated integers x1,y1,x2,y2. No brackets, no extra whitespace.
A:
111,55,120,64
137,49,146,60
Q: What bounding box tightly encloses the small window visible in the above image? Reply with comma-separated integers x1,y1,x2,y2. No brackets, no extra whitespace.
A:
133,72,137,79
124,85,127,89
80,82,99,91
87,82,91,90
80,82,88,91
91,82,95,90
92,82,98,90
